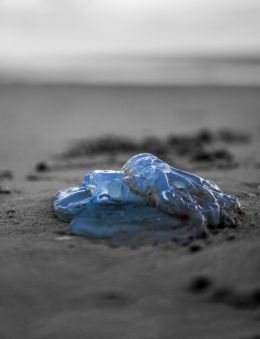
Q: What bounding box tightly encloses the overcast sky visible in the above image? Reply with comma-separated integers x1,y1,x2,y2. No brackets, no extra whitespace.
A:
1,0,260,61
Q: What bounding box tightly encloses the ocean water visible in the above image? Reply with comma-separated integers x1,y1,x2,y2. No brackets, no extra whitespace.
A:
0,84,260,176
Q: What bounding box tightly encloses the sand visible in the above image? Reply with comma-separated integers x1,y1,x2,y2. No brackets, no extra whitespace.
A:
0,85,260,338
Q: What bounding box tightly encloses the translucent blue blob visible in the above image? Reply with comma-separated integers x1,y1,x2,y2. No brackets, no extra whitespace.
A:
54,153,242,241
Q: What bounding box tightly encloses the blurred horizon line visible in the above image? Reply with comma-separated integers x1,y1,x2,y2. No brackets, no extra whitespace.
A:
1,53,260,86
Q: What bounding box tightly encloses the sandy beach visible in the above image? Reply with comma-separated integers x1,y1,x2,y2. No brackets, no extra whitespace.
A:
0,84,260,338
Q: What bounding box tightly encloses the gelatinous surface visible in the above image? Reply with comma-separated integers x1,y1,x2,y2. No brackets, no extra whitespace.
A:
54,153,242,241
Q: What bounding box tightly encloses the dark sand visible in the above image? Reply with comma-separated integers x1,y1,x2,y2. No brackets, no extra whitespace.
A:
0,85,260,338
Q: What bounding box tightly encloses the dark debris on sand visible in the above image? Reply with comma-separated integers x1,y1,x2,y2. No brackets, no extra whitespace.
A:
60,128,249,170
188,243,203,253
210,286,260,310
216,129,251,144
35,161,50,172
0,185,11,194
189,274,260,311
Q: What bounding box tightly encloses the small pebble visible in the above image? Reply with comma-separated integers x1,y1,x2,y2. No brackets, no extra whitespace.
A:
35,161,49,172
189,276,213,293
189,244,202,253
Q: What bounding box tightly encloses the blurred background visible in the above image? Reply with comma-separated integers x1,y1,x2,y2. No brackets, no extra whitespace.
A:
0,0,260,174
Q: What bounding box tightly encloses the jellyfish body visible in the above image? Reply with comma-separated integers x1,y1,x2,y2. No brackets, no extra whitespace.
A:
54,153,241,240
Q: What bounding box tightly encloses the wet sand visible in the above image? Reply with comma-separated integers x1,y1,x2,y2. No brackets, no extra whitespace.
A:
1,84,260,175
0,85,260,338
